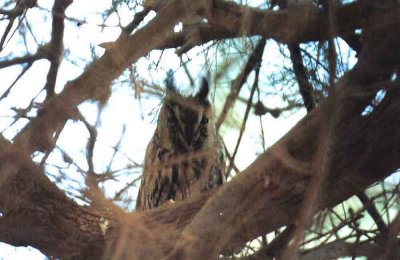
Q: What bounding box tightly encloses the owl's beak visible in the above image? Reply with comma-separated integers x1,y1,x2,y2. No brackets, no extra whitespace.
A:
185,128,193,147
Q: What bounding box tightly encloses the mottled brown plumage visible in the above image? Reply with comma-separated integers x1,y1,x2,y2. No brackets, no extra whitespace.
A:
136,71,225,211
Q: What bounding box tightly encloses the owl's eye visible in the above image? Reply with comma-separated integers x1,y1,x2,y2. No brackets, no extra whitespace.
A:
167,120,174,128
200,117,208,124
167,117,178,132
167,116,175,124
167,107,179,126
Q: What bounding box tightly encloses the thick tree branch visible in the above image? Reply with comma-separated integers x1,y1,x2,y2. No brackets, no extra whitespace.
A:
207,0,366,45
156,1,367,53
0,136,107,258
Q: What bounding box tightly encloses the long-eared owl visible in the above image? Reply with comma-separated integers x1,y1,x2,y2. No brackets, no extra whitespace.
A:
136,71,226,211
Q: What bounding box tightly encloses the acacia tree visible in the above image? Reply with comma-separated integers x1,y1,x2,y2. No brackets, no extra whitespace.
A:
0,0,399,259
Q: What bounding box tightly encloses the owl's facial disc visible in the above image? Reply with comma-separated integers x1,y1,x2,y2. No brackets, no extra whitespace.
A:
169,103,207,149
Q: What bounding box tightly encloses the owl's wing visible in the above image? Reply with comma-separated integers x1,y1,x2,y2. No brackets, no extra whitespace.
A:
207,136,226,188
136,165,179,210
135,136,180,210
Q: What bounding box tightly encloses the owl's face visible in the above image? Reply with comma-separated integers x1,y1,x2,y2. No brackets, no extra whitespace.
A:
157,76,214,152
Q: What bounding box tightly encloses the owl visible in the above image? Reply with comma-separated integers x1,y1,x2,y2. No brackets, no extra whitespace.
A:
135,71,226,211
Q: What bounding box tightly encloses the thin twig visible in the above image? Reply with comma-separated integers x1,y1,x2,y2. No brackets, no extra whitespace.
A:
226,41,264,174
216,38,266,129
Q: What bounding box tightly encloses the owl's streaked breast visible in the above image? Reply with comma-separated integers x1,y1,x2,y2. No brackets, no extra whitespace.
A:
135,73,226,211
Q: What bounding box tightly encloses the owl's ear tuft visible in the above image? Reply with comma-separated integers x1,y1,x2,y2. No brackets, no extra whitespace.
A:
165,69,177,95
195,77,209,101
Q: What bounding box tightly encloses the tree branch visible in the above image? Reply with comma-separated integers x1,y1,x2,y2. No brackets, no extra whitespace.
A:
43,0,72,99
216,38,266,130
207,0,366,45
288,44,316,112
155,1,367,52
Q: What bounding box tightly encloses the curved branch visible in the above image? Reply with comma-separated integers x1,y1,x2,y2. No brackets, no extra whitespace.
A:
156,1,367,52
207,0,366,45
